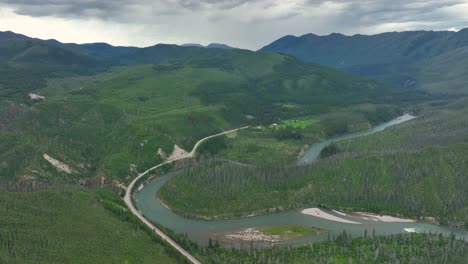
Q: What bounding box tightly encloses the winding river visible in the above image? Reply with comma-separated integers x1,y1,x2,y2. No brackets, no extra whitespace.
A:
135,114,468,247
299,113,416,164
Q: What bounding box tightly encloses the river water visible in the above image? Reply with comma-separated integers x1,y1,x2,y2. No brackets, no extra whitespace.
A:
298,113,416,164
135,114,468,246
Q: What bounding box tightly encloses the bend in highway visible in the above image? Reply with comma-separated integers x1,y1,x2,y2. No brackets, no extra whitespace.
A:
124,126,249,264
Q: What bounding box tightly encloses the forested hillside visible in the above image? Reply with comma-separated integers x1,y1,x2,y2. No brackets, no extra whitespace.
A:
0,31,413,188
261,28,468,93
0,31,107,100
0,189,181,263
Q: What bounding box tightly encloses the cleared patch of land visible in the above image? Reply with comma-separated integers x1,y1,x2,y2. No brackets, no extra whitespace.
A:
43,154,74,174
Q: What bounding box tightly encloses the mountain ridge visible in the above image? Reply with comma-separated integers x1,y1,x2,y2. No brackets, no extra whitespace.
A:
260,28,468,92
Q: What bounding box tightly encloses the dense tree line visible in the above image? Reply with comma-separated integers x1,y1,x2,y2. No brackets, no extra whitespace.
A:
0,189,180,264
320,143,341,158
151,223,468,264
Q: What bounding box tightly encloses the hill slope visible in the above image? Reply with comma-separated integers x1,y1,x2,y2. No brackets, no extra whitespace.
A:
260,28,468,93
0,31,107,100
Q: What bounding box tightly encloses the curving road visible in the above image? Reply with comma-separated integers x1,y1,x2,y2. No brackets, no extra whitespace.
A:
124,126,249,264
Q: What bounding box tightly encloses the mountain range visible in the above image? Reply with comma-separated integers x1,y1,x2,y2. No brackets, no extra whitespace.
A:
3,28,468,95
261,28,468,93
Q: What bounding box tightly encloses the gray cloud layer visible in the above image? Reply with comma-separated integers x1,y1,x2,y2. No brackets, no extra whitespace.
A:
0,0,467,48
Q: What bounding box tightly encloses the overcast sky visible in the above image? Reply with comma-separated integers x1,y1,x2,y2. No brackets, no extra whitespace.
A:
0,0,467,50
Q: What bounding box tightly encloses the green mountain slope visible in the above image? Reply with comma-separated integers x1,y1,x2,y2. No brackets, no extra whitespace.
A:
419,46,468,93
260,28,468,93
0,31,107,100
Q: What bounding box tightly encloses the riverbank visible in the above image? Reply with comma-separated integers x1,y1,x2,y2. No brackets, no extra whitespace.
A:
157,192,292,221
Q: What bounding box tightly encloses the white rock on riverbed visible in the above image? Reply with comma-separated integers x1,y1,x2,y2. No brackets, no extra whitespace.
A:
302,208,362,224
354,212,415,223
225,228,281,242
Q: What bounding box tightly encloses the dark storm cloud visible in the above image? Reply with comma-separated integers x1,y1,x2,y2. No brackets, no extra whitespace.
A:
0,0,253,18
0,0,464,22
0,0,128,18
332,0,465,23
176,0,251,10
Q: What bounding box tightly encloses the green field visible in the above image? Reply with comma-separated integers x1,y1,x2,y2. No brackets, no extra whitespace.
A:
259,225,322,239
217,128,305,166
269,118,318,129
0,189,179,264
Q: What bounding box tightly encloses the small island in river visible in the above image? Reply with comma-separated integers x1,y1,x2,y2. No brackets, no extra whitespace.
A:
214,225,327,243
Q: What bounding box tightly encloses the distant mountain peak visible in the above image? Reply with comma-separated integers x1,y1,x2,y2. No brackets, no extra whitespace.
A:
0,31,29,40
301,33,319,38
328,32,345,37
180,43,236,49
81,42,114,47
206,43,235,49
181,43,204,48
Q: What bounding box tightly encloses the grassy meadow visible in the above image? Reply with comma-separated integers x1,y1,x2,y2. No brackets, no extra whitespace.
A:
258,225,321,239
